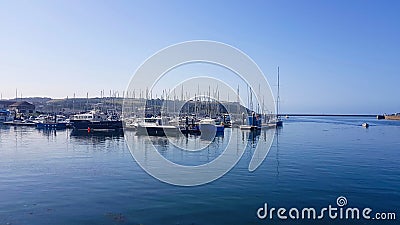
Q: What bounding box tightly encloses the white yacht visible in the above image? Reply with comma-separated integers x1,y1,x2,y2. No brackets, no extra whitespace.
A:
136,117,179,136
199,118,224,133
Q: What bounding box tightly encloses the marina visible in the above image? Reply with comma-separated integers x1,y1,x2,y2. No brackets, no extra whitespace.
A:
0,96,398,136
0,78,286,136
2,68,396,135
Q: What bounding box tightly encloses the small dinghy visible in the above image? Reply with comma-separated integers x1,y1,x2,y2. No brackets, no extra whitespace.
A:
362,122,369,128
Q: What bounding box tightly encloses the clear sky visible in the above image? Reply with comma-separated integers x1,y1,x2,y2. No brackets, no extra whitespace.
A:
0,0,399,114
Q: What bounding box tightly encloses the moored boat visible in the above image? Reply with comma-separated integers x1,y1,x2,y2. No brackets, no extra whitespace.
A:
263,118,283,128
179,116,201,135
376,115,385,120
36,122,67,129
362,122,369,128
199,118,224,133
136,117,179,136
240,113,262,130
222,114,232,128
199,118,224,140
36,115,68,129
199,118,217,139
70,110,123,132
3,120,36,126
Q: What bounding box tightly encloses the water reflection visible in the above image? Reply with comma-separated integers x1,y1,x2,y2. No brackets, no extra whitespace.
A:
124,128,277,170
275,127,281,180
127,130,229,167
37,128,60,137
70,129,124,137
69,129,124,148
0,124,10,131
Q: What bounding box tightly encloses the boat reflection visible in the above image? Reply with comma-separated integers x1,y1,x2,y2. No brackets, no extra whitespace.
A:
70,129,124,138
242,129,261,147
70,127,124,144
69,130,124,147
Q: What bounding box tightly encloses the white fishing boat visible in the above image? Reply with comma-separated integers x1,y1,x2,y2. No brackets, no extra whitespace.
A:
136,117,179,136
199,118,217,134
199,118,224,137
124,117,139,130
201,119,224,132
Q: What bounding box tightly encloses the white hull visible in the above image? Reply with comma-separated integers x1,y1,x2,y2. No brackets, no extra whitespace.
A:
199,123,217,134
199,123,217,140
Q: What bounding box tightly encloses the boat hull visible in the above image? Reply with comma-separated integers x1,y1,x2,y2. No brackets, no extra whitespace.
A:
199,123,216,133
71,129,123,137
70,120,123,131
3,121,36,126
180,125,201,135
136,125,179,136
199,123,218,140
36,122,67,129
216,125,225,133
240,125,260,130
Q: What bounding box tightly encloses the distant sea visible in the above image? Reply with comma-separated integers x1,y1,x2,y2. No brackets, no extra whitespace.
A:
0,117,399,224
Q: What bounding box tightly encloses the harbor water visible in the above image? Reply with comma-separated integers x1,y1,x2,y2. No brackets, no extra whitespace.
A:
0,117,399,224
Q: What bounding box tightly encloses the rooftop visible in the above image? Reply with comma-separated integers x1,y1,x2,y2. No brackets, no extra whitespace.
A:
8,101,35,107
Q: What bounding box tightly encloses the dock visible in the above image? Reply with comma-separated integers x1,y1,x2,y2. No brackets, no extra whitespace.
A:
3,121,36,126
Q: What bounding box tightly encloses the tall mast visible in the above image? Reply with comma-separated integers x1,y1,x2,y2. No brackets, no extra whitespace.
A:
249,87,253,112
277,66,280,118
237,85,240,114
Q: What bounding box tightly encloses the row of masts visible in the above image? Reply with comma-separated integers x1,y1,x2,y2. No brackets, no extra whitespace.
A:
8,67,282,117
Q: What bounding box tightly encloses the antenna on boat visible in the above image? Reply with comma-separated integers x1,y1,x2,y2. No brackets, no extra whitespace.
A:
86,92,89,111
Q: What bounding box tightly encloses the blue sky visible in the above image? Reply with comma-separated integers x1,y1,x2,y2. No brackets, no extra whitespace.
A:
0,0,399,113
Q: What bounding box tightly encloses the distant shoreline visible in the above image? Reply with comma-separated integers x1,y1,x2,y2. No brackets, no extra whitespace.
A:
0,98,394,117
279,114,379,117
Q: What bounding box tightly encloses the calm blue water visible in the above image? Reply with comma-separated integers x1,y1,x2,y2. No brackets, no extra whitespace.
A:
0,117,399,225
